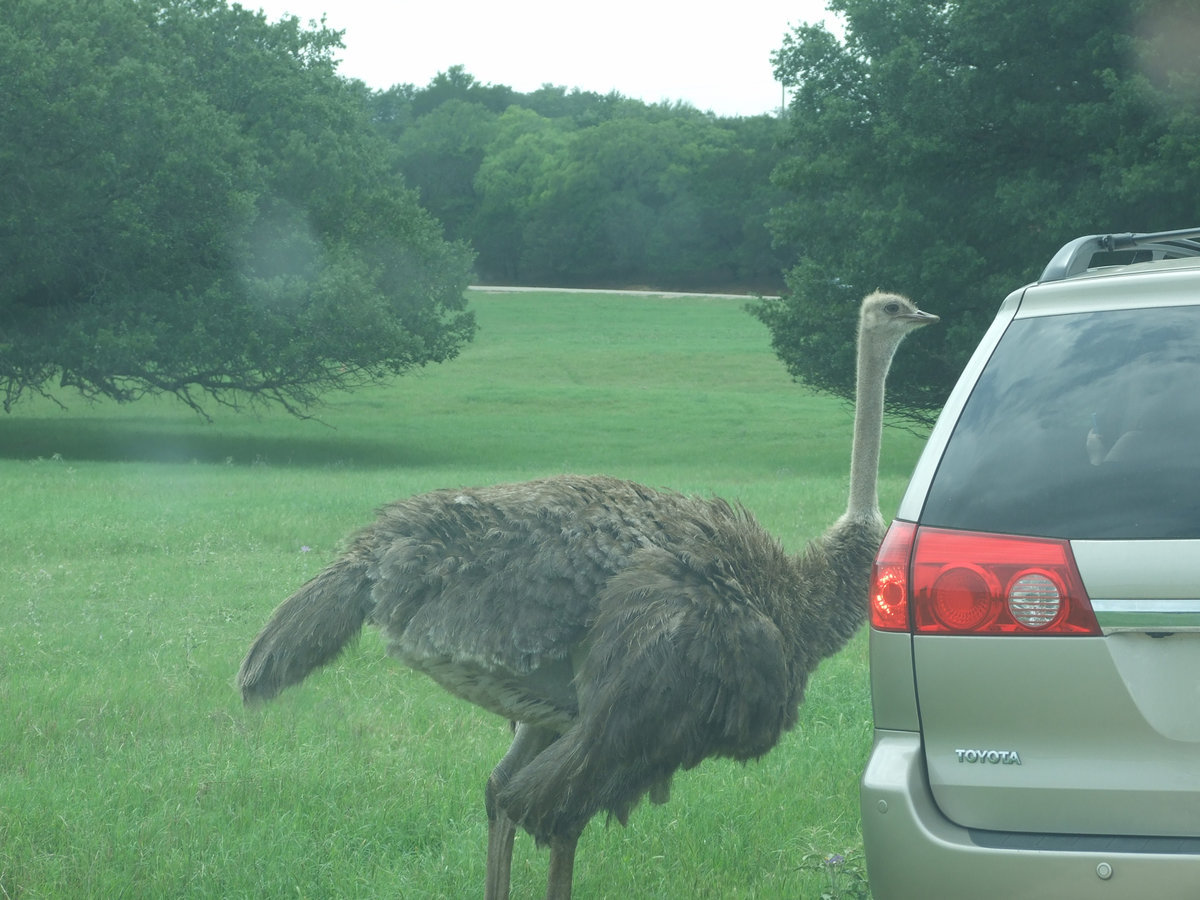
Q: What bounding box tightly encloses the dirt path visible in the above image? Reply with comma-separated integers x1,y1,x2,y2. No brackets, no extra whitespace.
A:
469,284,778,300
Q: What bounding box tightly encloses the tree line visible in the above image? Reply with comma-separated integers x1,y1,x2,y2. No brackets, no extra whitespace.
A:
371,66,790,294
4,0,1198,421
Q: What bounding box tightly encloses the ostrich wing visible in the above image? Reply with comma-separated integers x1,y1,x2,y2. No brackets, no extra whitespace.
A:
364,477,728,725
497,535,795,844
366,479,651,675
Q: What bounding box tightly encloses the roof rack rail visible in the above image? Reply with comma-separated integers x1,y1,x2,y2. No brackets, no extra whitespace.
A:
1038,227,1200,283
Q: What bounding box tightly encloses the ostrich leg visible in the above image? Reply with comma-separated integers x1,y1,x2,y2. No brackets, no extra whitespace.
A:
485,723,558,900
545,834,578,900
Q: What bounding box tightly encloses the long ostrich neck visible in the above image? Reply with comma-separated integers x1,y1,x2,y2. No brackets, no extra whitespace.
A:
782,323,899,667
844,329,895,521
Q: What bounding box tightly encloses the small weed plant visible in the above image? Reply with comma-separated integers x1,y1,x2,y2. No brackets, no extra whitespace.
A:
801,848,873,900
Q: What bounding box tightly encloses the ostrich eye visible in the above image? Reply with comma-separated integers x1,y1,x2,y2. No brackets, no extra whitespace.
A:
884,302,901,314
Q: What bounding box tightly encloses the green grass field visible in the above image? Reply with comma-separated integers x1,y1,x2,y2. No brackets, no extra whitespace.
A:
0,289,929,898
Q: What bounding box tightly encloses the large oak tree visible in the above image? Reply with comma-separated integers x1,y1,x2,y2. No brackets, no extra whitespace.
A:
755,0,1200,422
1,0,475,416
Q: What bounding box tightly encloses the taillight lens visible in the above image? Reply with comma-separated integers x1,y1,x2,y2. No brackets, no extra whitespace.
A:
868,523,1101,636
911,528,1100,635
869,520,917,631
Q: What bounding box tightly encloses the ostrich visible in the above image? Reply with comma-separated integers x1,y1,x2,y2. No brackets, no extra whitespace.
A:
238,291,936,900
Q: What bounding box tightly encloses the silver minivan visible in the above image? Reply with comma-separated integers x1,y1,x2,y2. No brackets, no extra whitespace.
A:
862,229,1200,899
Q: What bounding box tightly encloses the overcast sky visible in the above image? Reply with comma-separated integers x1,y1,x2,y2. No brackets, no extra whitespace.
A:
249,1,840,117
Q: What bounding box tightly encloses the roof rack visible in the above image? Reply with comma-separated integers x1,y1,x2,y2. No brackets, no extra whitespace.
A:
1038,227,1200,283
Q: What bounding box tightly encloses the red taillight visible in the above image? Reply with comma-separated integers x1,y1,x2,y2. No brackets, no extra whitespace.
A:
869,520,917,631
911,528,1100,635
868,523,1102,636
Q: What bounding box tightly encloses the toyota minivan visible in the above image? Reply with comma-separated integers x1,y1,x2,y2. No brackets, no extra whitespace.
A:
862,228,1200,898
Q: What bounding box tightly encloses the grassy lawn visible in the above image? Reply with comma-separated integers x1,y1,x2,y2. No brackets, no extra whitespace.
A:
0,289,929,898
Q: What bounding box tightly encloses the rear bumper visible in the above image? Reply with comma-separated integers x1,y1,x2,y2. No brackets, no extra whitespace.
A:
861,730,1200,900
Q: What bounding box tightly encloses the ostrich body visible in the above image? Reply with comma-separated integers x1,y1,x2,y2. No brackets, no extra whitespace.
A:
238,292,937,899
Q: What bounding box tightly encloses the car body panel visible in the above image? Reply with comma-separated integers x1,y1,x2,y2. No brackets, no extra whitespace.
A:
867,627,920,732
1018,257,1200,317
913,633,1200,836
862,730,1200,900
1074,539,1200,631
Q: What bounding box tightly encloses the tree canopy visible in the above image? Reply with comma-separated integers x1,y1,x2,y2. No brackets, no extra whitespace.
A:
372,75,791,293
753,0,1200,422
1,0,475,416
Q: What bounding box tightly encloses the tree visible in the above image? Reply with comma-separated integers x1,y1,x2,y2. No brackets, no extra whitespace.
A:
392,98,499,242
410,64,516,117
0,0,475,417
471,107,572,282
754,0,1200,422
519,85,625,126
499,107,787,290
367,83,418,142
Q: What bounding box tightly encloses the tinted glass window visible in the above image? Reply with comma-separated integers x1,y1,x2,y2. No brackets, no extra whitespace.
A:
922,306,1200,539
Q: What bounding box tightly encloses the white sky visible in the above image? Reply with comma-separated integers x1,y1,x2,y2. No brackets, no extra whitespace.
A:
248,1,839,117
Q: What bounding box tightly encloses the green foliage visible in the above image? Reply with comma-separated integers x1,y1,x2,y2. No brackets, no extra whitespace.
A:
0,289,927,897
372,73,791,293
758,0,1200,421
410,63,517,116
393,98,500,239
497,107,790,290
0,0,475,417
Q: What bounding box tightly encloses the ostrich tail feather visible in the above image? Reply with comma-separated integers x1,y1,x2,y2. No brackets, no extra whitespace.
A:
237,557,374,704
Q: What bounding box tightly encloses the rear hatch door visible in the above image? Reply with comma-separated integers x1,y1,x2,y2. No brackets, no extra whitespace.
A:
910,295,1200,836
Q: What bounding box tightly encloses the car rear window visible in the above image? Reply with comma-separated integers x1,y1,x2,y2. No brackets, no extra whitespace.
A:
921,305,1200,539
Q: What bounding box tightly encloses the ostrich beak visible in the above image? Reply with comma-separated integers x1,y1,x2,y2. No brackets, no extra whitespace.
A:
905,309,939,325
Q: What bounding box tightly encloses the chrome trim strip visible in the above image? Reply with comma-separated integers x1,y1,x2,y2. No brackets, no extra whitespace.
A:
1090,598,1200,634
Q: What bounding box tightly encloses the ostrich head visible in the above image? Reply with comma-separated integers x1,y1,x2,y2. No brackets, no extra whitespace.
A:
858,291,939,366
